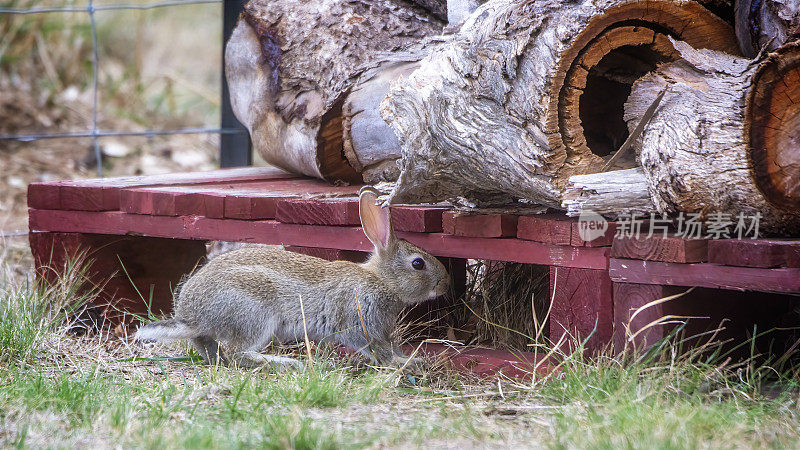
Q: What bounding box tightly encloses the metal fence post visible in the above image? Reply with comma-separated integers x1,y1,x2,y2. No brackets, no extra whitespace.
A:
221,0,252,167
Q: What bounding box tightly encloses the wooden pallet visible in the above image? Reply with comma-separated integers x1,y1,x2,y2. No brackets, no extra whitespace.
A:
27,167,800,370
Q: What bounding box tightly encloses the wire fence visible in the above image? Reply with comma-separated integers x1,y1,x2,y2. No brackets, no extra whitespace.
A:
0,0,248,177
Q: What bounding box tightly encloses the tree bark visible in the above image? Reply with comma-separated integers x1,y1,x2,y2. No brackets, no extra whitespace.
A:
562,168,655,217
225,0,443,183
622,39,800,233
381,0,739,207
735,0,800,57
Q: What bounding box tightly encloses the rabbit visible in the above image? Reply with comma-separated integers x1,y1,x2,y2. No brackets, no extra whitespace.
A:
134,187,450,370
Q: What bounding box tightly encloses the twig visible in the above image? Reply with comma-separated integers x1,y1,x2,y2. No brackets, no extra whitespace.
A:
298,294,315,373
602,87,668,172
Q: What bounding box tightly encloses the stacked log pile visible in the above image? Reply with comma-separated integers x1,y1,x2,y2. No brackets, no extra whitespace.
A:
226,0,800,232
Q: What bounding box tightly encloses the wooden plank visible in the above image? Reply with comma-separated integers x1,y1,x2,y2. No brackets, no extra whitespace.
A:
27,183,62,210
611,235,708,263
285,245,367,262
121,187,225,218
442,211,518,238
549,267,614,352
276,198,360,225
609,259,800,294
571,221,619,247
612,283,668,352
28,209,612,269
708,239,800,268
517,214,573,245
787,245,800,268
29,166,297,211
402,343,552,379
391,206,445,233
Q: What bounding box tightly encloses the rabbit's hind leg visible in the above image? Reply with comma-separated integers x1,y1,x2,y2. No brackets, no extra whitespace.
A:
192,336,228,365
229,351,303,371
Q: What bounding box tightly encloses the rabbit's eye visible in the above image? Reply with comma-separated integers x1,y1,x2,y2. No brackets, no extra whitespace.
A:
411,258,425,270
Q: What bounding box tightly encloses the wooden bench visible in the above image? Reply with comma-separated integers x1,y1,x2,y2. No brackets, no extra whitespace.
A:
27,167,800,371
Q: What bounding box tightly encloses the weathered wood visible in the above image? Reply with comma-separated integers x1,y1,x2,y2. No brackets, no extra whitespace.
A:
382,0,738,206
549,267,614,352
562,168,655,217
225,0,443,182
708,239,800,268
276,198,360,225
612,235,708,263
609,258,800,293
746,41,800,213
735,0,800,57
28,209,612,269
625,39,800,233
442,211,518,238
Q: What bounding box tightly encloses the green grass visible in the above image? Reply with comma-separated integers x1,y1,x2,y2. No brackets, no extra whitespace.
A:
2,255,800,448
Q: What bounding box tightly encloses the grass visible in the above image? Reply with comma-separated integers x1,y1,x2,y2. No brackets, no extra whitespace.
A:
2,249,800,448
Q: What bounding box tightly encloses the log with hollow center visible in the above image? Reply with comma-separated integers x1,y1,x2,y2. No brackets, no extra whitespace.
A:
381,0,739,206
564,39,800,234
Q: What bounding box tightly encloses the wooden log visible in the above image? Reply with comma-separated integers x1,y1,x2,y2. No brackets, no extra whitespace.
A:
562,167,656,217
735,0,800,57
225,0,443,183
624,40,800,233
381,0,738,206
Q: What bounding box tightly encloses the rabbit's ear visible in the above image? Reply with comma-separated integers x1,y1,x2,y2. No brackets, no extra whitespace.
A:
359,187,395,252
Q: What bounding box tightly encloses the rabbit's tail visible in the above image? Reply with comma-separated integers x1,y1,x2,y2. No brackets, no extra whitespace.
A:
135,319,198,343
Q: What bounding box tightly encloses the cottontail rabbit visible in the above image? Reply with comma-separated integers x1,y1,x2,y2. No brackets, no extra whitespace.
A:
135,187,450,369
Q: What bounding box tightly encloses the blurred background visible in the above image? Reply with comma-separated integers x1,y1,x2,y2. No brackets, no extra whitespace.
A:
1,0,226,233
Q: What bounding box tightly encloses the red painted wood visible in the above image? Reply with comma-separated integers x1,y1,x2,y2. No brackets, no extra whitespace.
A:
391,206,445,233
442,211,518,238
27,183,62,210
29,166,297,211
121,187,226,218
517,214,574,245
571,221,618,247
612,283,668,352
787,245,800,268
401,343,552,379
611,235,708,263
285,245,368,263
609,258,800,293
29,232,206,321
276,198,360,225
223,193,282,220
708,239,800,268
28,209,611,269
549,267,614,352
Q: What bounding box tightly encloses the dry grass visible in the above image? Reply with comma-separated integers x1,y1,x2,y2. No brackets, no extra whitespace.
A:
1,1,221,231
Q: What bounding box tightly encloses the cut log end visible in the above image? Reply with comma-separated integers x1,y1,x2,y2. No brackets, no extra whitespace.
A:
317,96,363,184
548,0,740,179
747,41,800,212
